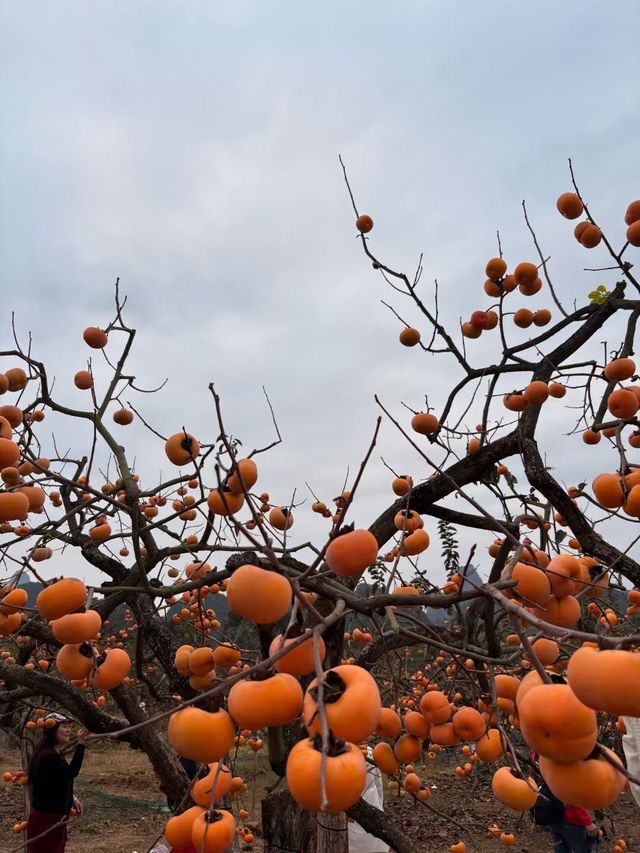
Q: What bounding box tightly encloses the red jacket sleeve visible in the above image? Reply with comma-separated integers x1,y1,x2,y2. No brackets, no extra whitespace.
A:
564,805,592,826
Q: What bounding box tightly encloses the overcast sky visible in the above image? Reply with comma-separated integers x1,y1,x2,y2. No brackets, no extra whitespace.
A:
2,2,640,588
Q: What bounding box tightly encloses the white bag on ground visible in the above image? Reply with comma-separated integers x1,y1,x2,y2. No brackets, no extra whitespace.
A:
348,749,391,853
623,716,640,807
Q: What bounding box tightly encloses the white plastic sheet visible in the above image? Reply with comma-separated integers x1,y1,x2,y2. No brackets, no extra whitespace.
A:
348,749,391,853
622,716,640,807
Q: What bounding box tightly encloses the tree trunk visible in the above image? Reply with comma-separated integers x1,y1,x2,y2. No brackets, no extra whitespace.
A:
348,797,416,853
129,595,195,698
111,686,190,806
0,660,125,734
262,790,415,853
315,812,348,853
262,789,316,852
262,791,352,853
19,713,32,817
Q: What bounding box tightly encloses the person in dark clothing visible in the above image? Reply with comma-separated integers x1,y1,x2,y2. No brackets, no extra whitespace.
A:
26,713,87,853
550,806,599,853
529,750,599,852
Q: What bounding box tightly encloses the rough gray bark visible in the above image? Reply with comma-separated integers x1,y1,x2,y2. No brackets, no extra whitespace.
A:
368,429,520,545
0,660,123,733
522,432,640,585
19,712,32,817
347,797,415,853
128,594,195,698
262,789,316,852
262,790,412,853
111,686,191,806
315,812,348,853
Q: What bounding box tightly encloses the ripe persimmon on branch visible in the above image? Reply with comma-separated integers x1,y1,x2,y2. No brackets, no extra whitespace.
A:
1,166,640,853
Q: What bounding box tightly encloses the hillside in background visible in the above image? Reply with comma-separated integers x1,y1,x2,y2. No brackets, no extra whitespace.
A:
17,564,627,637
16,580,231,633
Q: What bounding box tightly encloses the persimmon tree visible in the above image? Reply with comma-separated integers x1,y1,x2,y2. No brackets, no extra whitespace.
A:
1,164,640,853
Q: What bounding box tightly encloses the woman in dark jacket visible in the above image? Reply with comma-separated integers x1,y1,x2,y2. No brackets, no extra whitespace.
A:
26,713,87,853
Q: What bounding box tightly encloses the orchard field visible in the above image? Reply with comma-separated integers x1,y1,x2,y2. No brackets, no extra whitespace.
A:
0,740,638,852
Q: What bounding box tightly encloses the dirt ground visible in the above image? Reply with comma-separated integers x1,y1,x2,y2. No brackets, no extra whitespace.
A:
385,778,638,852
0,741,636,852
